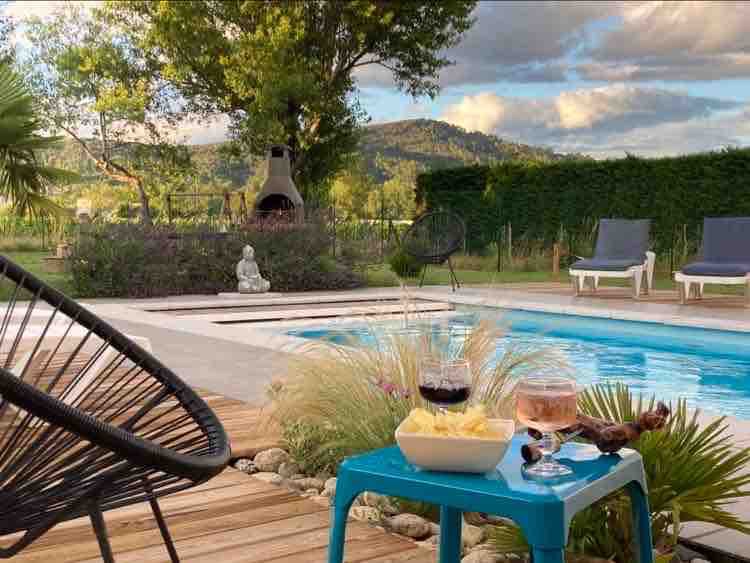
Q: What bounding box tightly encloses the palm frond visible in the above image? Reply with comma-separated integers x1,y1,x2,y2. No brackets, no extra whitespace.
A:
0,63,77,217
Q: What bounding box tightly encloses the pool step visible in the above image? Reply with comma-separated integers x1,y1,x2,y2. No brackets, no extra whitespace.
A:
190,301,454,324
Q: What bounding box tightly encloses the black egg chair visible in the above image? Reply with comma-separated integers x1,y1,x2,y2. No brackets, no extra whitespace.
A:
402,211,466,291
0,255,230,562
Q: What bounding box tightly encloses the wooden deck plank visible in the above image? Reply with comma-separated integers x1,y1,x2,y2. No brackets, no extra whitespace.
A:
7,464,426,563
19,490,326,561
1,374,421,563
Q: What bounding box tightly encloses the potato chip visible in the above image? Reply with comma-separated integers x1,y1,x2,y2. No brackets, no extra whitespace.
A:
401,405,502,438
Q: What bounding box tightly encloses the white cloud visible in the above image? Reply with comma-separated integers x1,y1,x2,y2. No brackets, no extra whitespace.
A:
555,84,736,131
441,93,509,134
177,115,230,145
581,1,750,81
95,114,230,146
357,1,750,87
356,1,620,88
593,1,750,60
440,85,742,156
570,109,750,158
441,92,554,135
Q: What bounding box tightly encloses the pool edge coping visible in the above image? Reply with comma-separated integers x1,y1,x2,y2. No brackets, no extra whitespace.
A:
409,289,750,334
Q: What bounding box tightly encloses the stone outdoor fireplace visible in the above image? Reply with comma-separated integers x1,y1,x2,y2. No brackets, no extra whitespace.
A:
254,144,304,222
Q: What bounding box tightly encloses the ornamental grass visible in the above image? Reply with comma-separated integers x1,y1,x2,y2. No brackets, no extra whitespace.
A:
271,314,567,474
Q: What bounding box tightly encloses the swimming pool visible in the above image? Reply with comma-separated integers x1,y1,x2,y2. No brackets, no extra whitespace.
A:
288,307,750,419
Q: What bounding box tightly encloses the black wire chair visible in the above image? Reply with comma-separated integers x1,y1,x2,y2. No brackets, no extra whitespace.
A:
0,255,230,562
402,211,466,291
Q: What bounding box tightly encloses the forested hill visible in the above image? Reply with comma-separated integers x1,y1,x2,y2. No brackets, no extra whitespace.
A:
42,119,579,188
361,119,574,181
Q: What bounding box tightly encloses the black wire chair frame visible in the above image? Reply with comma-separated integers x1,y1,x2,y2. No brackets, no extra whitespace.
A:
0,255,231,561
401,211,466,291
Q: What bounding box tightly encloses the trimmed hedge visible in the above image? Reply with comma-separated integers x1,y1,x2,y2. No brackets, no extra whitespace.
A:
416,149,750,254
70,222,363,298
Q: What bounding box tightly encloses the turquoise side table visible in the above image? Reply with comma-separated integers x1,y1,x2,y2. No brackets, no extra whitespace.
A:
328,435,653,563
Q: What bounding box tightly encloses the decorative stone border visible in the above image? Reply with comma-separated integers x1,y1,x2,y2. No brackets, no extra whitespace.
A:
234,448,712,563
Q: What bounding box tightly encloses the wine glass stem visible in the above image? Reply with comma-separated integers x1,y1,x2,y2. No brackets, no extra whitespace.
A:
539,432,556,463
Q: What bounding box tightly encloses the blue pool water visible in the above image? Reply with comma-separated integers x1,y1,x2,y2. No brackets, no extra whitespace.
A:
288,308,750,419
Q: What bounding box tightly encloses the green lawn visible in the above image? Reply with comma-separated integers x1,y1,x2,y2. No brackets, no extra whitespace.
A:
364,264,565,287
2,251,743,298
366,264,746,295
2,251,77,297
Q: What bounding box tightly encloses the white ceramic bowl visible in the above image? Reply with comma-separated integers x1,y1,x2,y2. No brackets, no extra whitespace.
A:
395,419,515,473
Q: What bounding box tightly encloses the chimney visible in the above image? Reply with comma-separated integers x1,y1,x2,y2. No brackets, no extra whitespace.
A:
254,145,304,222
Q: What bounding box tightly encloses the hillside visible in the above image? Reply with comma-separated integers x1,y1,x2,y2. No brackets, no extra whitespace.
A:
42,119,577,188
361,119,572,182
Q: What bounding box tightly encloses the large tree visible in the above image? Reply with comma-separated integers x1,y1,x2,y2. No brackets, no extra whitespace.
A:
107,0,477,202
24,5,183,223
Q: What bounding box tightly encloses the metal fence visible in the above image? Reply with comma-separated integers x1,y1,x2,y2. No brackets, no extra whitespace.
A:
163,191,410,265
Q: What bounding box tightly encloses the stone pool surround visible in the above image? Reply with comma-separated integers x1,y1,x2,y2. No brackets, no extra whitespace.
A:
85,285,750,354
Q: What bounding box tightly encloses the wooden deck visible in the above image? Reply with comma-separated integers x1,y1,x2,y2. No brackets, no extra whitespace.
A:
194,387,283,460
3,386,434,562
9,467,434,562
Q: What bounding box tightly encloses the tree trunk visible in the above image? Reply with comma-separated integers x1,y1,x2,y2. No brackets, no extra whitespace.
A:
60,127,153,225
134,177,152,225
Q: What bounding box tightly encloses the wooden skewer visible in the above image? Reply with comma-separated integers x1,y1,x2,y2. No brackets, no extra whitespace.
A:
521,402,670,463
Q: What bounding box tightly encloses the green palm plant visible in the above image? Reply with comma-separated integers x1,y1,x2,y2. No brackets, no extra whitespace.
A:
0,64,74,217
489,383,750,562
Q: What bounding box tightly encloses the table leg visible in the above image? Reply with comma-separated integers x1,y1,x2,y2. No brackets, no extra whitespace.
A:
327,480,360,563
438,505,462,563
626,481,654,563
530,547,565,563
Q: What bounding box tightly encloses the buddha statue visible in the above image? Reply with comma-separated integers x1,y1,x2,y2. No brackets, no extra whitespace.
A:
236,245,270,293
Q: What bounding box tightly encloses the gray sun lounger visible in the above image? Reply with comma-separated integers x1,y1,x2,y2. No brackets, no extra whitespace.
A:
569,219,655,298
675,217,750,306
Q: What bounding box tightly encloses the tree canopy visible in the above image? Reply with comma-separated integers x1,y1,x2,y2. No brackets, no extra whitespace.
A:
106,0,477,202
24,5,184,223
0,11,15,66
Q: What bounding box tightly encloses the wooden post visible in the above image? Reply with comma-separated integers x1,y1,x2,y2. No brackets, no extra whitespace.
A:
166,194,172,224
238,192,248,223
331,204,336,258
507,223,512,266
496,234,502,272
222,191,232,223
552,243,561,277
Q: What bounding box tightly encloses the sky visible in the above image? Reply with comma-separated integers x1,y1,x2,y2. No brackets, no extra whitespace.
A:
5,0,750,158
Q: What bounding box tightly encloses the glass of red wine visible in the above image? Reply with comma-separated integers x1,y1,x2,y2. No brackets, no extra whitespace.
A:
418,357,472,412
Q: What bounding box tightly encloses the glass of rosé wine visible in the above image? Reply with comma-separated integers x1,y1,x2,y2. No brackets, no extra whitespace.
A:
516,375,577,478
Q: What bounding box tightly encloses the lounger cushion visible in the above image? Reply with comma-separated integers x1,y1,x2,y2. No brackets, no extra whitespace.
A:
571,258,644,271
701,217,750,262
681,261,750,277
593,219,650,262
